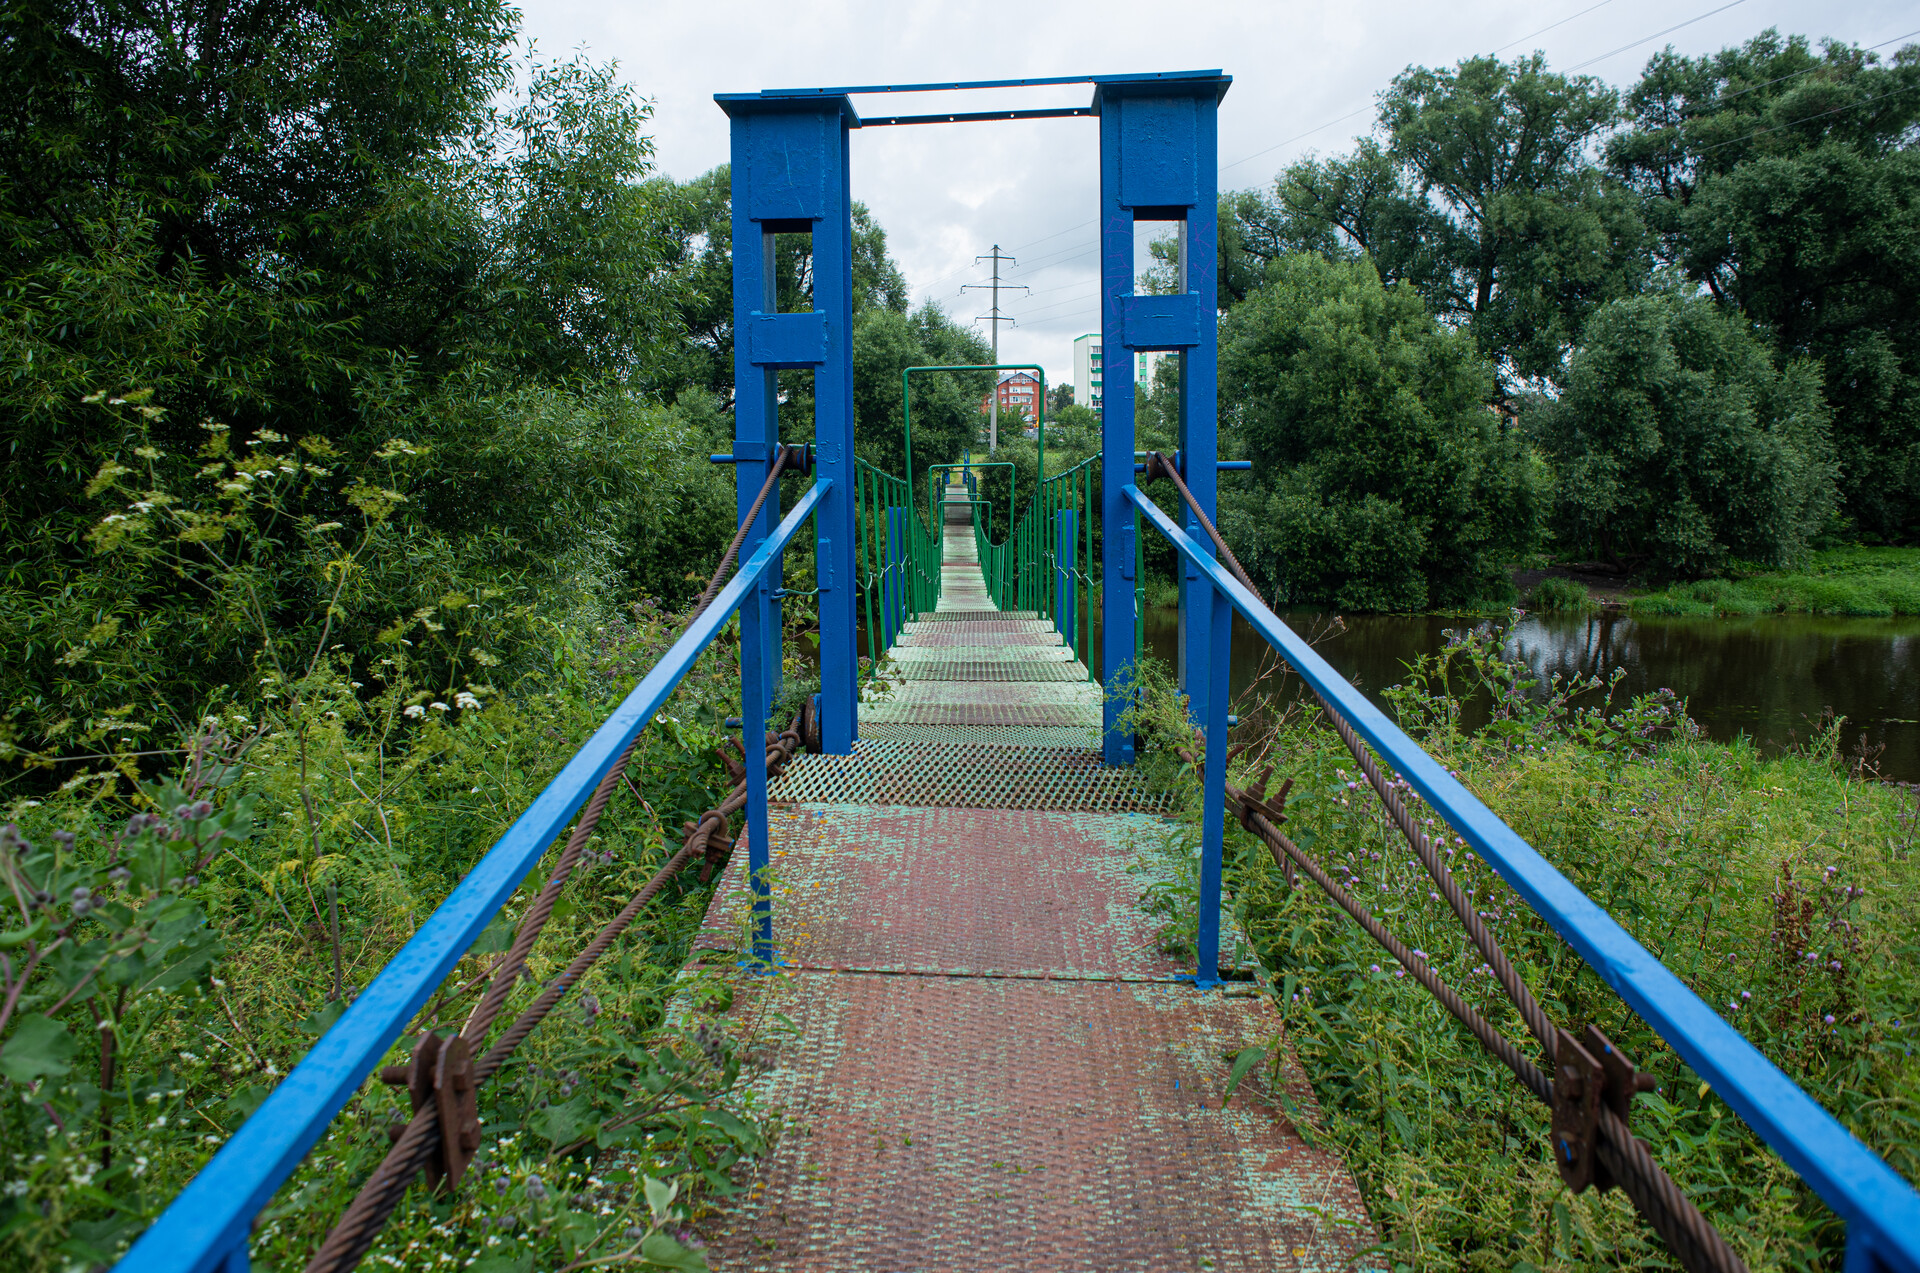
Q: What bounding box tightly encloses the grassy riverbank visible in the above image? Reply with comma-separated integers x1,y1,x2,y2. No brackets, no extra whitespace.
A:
1133,630,1920,1270
1629,547,1920,618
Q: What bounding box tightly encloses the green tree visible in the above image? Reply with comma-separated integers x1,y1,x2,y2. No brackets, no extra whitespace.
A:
0,3,730,760
1526,288,1835,577
1231,55,1648,392
849,305,993,490
1609,30,1920,540
1379,54,1647,388
645,166,735,404
1218,254,1546,610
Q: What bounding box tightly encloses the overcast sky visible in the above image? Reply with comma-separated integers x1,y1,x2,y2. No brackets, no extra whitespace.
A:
518,0,1915,390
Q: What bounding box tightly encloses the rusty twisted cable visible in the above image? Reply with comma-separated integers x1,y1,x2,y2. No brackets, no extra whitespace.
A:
1143,452,1745,1273
303,454,802,1272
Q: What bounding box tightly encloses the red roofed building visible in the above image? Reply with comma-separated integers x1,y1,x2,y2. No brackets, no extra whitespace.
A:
980,371,1043,425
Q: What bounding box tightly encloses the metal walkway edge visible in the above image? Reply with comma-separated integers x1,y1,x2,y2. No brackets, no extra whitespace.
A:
689,490,1380,1270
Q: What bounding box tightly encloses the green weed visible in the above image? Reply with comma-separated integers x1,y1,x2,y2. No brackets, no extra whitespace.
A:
0,430,783,1270
1631,547,1920,618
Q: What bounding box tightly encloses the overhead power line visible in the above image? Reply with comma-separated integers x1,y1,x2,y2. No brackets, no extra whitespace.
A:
1707,27,1920,107
1492,0,1619,56
1564,0,1749,73
1696,79,1920,153
904,3,1906,309
1221,105,1373,173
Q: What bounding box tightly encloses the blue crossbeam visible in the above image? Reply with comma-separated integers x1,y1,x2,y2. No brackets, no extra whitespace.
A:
760,70,1222,97
124,480,832,1273
859,107,1093,127
1123,482,1920,1273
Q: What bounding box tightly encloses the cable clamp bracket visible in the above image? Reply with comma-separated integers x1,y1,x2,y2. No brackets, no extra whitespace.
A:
1552,1024,1656,1193
380,1032,480,1193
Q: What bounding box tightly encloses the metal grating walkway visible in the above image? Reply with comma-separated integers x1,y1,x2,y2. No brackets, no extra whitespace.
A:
697,484,1378,1270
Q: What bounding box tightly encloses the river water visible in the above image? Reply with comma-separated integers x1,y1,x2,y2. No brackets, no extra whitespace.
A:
1132,608,1920,782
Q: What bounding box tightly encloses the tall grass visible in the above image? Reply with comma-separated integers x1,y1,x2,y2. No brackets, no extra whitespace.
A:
0,600,777,1272
1632,547,1920,618
1527,576,1597,613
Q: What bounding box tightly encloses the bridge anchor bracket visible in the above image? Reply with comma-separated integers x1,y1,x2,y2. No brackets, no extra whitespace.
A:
380,1032,480,1194
1552,1024,1655,1193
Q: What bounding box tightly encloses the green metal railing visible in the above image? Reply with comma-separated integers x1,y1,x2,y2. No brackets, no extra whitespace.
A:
854,457,939,667
974,455,1097,680
927,461,1012,535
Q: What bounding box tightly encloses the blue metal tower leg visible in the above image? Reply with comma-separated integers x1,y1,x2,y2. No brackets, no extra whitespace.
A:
1183,101,1223,983
1098,105,1137,766
726,157,783,962
719,93,860,765
1092,73,1225,967
816,116,858,752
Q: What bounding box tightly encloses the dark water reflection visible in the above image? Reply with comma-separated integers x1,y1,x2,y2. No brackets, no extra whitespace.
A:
1133,608,1920,782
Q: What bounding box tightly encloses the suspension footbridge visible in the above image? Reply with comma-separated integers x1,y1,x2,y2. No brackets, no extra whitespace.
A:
122,71,1920,1273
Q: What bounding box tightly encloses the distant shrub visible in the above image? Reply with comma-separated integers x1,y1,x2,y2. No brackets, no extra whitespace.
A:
1872,576,1920,613
1526,576,1594,612
1631,592,1717,617
1527,289,1836,579
1220,254,1546,612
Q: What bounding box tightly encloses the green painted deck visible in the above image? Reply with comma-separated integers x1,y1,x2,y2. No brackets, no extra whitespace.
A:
690,485,1378,1270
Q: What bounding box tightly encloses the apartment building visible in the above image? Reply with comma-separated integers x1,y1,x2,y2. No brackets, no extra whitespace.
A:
1072,333,1103,409
980,370,1044,427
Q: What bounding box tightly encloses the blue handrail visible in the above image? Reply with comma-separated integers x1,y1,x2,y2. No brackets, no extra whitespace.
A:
1122,482,1920,1273
124,479,832,1273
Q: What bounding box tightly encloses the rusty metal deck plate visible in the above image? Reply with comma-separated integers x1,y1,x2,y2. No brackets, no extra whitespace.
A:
891,643,1077,662
897,619,1058,638
895,660,1089,682
857,723,1103,749
915,609,1039,621
691,807,1380,1270
675,513,1381,1270
769,742,1168,811
894,634,1066,648
857,701,1104,727
869,680,1101,707
701,807,1182,977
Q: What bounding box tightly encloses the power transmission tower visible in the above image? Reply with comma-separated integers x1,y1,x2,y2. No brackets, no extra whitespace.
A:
963,245,1027,452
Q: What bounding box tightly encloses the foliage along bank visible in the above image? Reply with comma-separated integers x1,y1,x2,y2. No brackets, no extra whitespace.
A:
1210,30,1919,600
1128,627,1919,1270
